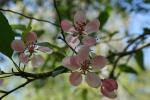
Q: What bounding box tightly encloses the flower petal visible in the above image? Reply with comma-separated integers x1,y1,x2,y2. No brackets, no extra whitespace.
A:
62,56,80,70
69,72,82,86
38,46,53,54
26,32,37,43
31,55,44,67
101,86,117,99
85,72,101,88
82,36,96,46
61,20,73,32
11,40,25,52
19,53,29,64
78,46,90,62
85,19,100,34
91,56,107,69
74,11,86,26
66,35,80,48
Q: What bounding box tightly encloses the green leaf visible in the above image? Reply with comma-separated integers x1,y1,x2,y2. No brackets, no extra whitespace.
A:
118,64,138,75
11,24,26,31
0,12,15,58
135,50,145,70
99,6,111,29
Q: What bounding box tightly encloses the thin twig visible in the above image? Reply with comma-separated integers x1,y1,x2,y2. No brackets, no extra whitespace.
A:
0,79,35,99
53,0,77,54
0,8,59,27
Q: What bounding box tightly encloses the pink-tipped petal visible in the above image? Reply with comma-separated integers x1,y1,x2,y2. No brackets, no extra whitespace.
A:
26,32,37,43
61,20,73,32
78,46,90,62
101,86,117,99
85,72,101,88
62,56,80,70
85,19,100,34
19,53,29,64
66,35,80,48
31,55,44,67
11,40,25,52
82,36,96,46
74,11,86,26
38,46,53,54
69,72,82,86
91,56,107,69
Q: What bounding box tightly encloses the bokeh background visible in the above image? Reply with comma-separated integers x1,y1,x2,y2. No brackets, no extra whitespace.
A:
0,0,150,100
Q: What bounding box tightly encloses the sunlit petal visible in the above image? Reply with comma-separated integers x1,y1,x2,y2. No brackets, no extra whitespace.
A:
85,19,100,34
91,56,107,69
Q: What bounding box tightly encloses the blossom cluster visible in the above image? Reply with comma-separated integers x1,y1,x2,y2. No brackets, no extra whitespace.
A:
61,11,118,98
11,32,52,67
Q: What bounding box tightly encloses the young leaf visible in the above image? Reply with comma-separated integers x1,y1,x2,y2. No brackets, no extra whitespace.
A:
11,24,26,31
135,50,145,70
37,42,61,50
0,12,15,58
118,64,138,75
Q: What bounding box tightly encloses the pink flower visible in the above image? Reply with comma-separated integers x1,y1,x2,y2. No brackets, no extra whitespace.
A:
62,46,107,88
61,11,100,48
11,32,52,67
100,79,118,98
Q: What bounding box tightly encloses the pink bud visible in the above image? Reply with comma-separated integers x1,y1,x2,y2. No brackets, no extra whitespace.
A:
101,79,118,98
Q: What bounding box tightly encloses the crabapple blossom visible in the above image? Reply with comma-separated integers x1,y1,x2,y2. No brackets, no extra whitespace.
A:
100,79,118,98
11,32,52,67
62,45,107,88
61,11,100,48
